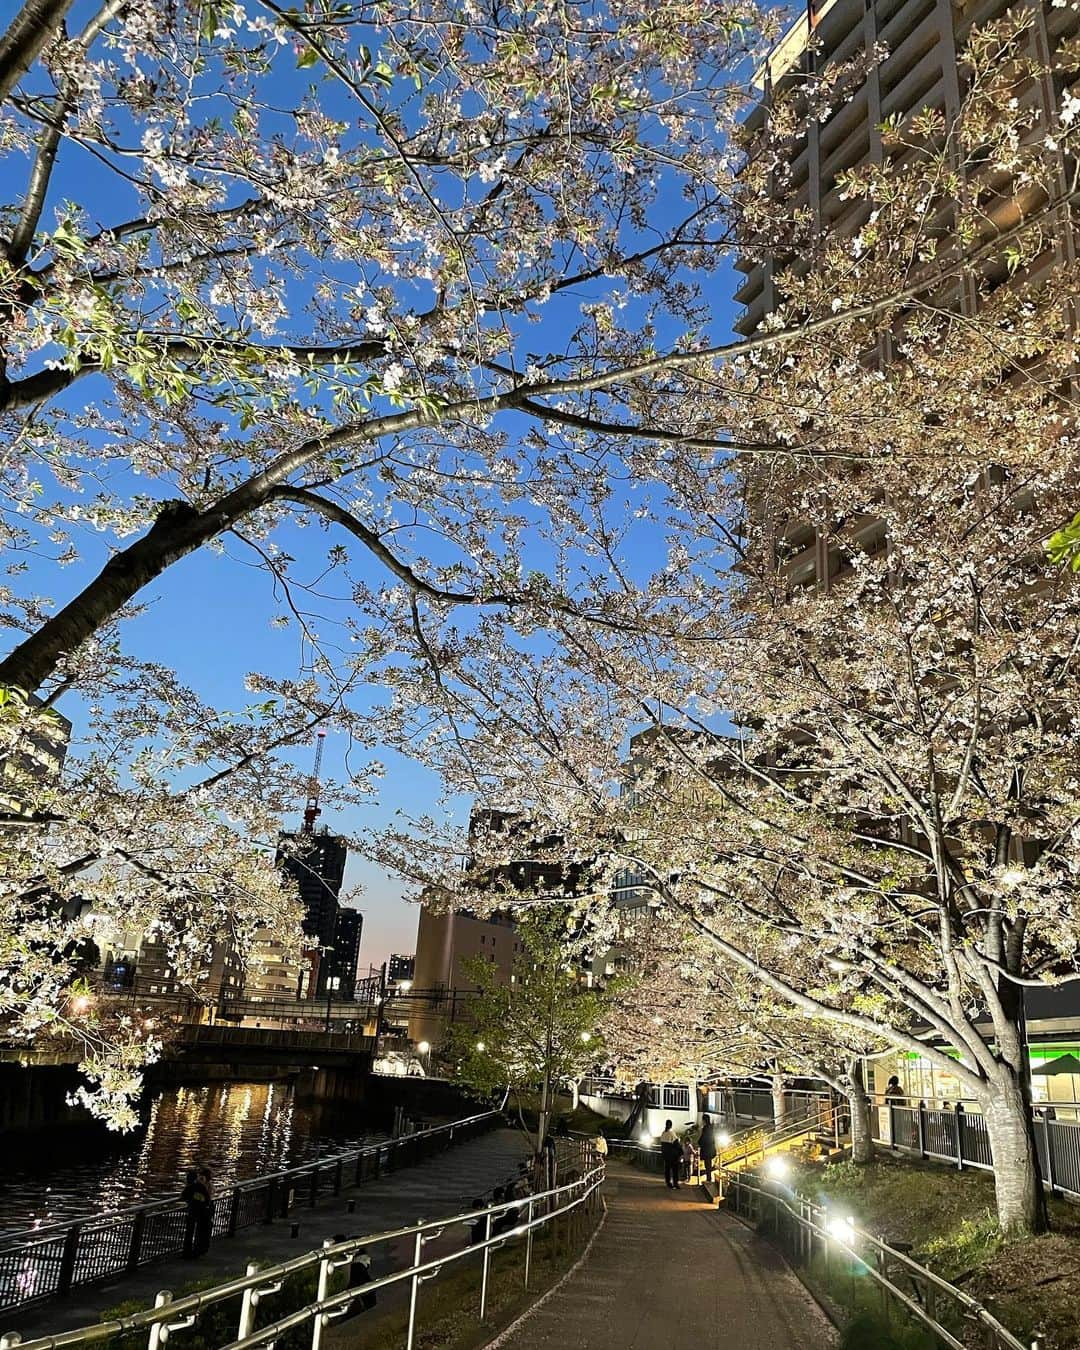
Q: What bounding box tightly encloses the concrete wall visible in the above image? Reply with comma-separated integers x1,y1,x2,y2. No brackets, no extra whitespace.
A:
0,1063,148,1150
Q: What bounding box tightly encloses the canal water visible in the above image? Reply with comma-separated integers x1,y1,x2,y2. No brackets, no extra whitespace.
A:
0,1082,383,1236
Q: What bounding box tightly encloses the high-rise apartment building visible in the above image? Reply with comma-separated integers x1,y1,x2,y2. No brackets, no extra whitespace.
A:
276,827,349,996
736,0,1078,343
327,906,363,998
733,0,1078,595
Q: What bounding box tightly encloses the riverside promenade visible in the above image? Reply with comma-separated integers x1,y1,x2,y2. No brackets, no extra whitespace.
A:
8,1128,529,1341
492,1160,834,1350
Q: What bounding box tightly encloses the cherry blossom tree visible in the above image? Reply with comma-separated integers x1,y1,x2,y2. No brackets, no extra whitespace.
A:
1,0,783,1121
2,0,1075,1146
372,15,1080,1236
599,913,887,1161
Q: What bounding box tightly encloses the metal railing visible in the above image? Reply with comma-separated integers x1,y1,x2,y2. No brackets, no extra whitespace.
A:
720,1166,1040,1350
1,1148,606,1350
716,1098,842,1170
875,1103,1080,1200
0,1112,497,1315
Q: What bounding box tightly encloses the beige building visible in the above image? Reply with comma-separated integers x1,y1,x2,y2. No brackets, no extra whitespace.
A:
407,906,520,1049
737,0,1077,345
737,0,1078,594
244,928,306,1002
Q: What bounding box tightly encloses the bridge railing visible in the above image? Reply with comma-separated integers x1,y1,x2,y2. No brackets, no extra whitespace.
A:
720,1165,1040,1350
0,1112,497,1316
1,1152,606,1350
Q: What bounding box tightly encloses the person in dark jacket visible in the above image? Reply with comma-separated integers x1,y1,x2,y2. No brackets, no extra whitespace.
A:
333,1237,376,1318
180,1170,211,1258
698,1114,717,1184
658,1120,681,1189
492,1186,521,1236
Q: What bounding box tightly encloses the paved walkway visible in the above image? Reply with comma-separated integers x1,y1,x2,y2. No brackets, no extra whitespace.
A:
496,1162,834,1350
10,1129,529,1341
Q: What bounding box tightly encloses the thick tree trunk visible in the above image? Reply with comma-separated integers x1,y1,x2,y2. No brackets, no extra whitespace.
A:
848,1083,874,1164
982,1078,1045,1235
0,500,220,695
0,0,75,105
771,1073,786,1128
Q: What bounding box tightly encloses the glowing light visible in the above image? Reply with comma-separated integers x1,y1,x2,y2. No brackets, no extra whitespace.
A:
826,1213,857,1244
399,980,413,992
475,1041,486,1053
580,1031,592,1043
764,1155,789,1180
716,1130,732,1147
71,995,91,1015
418,1041,430,1054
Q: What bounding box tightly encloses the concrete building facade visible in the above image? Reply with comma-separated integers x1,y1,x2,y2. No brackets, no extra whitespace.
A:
407,907,520,1049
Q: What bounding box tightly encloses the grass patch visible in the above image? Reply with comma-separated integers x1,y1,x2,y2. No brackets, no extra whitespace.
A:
333,1216,597,1350
838,1309,937,1350
784,1151,1080,1348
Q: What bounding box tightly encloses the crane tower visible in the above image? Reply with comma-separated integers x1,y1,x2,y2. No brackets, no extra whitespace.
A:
302,730,326,835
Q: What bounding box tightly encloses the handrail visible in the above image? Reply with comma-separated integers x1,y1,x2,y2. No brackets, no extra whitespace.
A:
0,1111,495,1247
225,1161,605,1350
721,1164,1036,1350
0,1112,500,1317
4,1150,606,1350
718,1100,843,1169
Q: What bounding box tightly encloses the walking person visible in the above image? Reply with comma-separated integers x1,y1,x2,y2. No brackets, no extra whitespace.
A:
698,1114,717,1184
681,1131,696,1183
180,1169,211,1259
593,1130,609,1161
659,1120,681,1189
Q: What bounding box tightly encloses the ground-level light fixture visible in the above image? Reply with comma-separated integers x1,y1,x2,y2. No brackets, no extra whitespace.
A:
826,1213,857,1244
475,1041,486,1053
418,1041,431,1054
580,1031,592,1043
764,1155,789,1180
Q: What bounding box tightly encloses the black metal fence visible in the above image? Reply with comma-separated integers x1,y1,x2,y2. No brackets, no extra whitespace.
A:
876,1103,1080,1198
0,1111,497,1315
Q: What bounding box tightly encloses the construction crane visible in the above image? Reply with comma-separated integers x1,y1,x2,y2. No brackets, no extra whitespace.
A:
302,730,327,835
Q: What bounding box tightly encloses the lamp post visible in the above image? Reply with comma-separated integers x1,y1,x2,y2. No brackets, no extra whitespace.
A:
418,1040,431,1076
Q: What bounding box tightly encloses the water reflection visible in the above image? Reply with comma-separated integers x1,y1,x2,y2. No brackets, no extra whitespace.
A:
0,1082,380,1235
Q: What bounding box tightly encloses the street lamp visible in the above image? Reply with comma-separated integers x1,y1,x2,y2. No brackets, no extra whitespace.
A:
418,1040,431,1075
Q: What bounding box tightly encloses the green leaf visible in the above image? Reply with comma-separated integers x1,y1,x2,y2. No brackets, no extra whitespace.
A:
296,46,320,69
